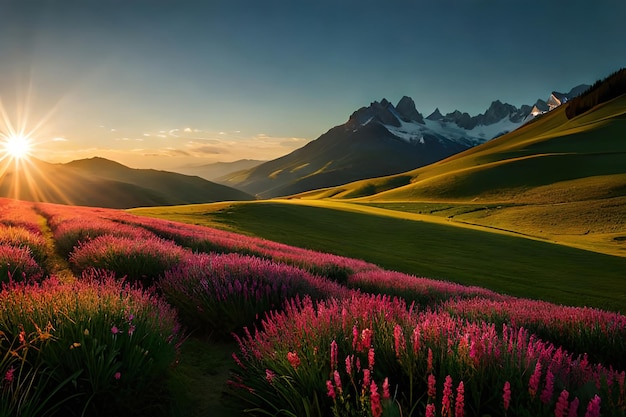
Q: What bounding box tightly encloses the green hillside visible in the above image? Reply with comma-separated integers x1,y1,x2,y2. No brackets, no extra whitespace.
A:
288,93,626,257
131,199,626,312
0,157,253,208
296,94,626,202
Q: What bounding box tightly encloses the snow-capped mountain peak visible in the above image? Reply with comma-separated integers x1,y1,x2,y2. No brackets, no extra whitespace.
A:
346,83,589,147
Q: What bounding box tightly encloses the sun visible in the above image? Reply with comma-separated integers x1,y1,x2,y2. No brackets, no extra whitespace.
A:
2,134,32,160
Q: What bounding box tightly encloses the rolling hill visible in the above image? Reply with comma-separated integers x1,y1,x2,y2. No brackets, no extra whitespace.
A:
290,70,626,256
0,156,253,208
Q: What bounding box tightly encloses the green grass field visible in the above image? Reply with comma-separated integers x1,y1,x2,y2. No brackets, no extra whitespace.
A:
131,200,626,312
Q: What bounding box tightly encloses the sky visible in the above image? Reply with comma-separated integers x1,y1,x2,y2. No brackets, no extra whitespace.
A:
1,0,624,170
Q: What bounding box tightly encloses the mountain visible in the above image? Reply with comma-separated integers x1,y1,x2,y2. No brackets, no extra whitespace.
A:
294,73,626,204
0,157,253,208
221,84,589,198
174,159,264,181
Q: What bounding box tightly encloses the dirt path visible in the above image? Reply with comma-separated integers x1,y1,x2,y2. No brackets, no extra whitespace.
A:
35,210,76,282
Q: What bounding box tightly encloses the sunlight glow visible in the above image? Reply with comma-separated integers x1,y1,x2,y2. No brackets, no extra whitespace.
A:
2,134,32,160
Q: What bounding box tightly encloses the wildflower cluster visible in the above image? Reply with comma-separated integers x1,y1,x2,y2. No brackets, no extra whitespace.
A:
160,252,351,337
230,294,626,416
0,272,182,416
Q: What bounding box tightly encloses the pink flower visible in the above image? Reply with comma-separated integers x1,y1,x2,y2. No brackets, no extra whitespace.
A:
568,397,579,417
330,340,338,370
287,351,300,369
111,325,119,335
368,348,375,370
584,395,601,417
382,377,390,400
114,372,121,380
529,361,542,398
4,367,15,384
426,403,436,417
360,328,373,351
363,368,371,391
128,325,136,336
370,380,382,417
541,369,554,404
555,390,569,417
428,374,437,399
333,370,342,394
503,381,511,411
326,380,336,400
441,375,453,417
345,355,353,375
427,348,433,373
265,369,276,384
352,325,359,350
455,381,465,417
393,324,404,357
412,325,420,353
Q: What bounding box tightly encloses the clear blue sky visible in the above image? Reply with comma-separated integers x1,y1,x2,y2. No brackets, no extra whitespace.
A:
1,0,624,169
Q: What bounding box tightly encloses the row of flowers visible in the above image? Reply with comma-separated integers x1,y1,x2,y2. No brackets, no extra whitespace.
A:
3,198,626,415
0,199,47,283
230,294,626,416
0,273,183,416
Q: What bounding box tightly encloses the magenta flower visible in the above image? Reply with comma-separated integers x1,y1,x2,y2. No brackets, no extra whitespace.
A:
427,348,433,373
382,377,390,400
265,369,276,384
4,367,15,384
441,375,453,417
330,340,338,370
393,324,404,357
426,403,435,417
584,395,601,417
568,397,579,417
111,325,119,335
370,380,382,417
540,369,554,404
360,328,373,351
128,324,136,336
529,361,542,398
114,372,121,380
363,369,371,392
368,347,375,370
455,381,465,417
286,351,300,369
345,355,353,375
555,389,569,417
428,374,437,399
333,370,342,394
503,381,511,411
326,380,336,400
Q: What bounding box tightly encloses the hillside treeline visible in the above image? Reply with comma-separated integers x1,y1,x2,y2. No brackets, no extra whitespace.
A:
565,68,626,119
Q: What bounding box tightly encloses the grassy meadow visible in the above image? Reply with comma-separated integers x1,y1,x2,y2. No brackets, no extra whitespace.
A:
131,199,626,312
0,194,625,416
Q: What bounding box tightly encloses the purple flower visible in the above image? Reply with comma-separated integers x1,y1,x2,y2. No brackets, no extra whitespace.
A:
4,367,15,384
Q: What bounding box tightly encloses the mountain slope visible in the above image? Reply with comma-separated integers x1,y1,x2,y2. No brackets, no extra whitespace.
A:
223,86,587,198
297,90,626,203
175,159,264,181
0,157,253,208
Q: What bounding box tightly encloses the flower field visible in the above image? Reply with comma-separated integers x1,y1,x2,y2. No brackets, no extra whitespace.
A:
0,197,624,416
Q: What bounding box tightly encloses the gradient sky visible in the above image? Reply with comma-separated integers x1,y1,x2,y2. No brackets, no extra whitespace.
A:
1,0,624,170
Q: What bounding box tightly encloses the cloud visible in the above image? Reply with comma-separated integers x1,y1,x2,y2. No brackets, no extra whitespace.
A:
193,146,223,155
52,137,68,142
184,127,192,133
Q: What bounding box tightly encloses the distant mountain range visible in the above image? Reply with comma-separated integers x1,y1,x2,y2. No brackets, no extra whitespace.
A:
0,157,253,208
295,70,626,203
220,84,589,198
175,159,264,181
